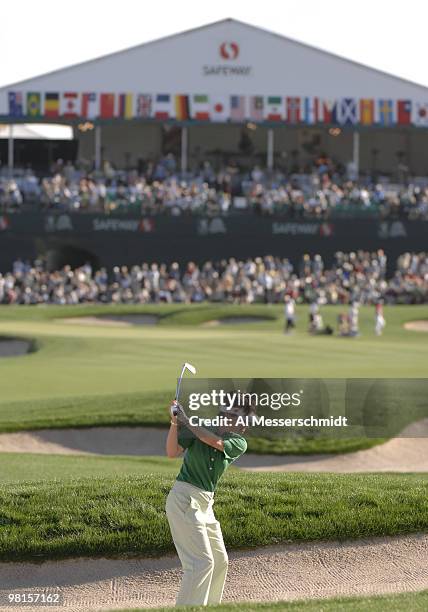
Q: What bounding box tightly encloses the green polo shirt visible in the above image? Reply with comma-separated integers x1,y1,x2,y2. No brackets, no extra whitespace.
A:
176,426,247,492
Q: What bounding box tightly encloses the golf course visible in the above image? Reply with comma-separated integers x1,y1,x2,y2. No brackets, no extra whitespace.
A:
0,303,427,611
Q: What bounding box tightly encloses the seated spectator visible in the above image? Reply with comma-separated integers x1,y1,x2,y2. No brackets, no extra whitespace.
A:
2,154,428,220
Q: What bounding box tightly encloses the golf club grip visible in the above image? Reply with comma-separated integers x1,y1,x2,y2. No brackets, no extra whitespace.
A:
172,401,183,416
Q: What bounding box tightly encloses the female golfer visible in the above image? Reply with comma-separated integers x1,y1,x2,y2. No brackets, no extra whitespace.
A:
165,398,253,607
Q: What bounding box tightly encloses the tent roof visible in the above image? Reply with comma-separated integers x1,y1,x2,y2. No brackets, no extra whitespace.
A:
1,19,427,99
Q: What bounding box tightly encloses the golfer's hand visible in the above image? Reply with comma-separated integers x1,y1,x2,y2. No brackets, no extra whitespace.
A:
170,401,179,424
174,402,188,424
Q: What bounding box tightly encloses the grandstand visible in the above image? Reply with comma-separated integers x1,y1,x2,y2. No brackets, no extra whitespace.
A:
0,18,428,271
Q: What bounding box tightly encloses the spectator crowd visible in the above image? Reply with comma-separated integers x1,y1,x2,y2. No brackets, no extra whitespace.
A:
1,251,427,306
1,155,428,219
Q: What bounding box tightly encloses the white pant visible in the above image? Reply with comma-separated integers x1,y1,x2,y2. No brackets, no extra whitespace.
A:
375,315,386,335
165,480,228,606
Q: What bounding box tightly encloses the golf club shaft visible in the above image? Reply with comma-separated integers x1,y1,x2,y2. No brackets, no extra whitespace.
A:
175,365,186,401
173,365,187,414
174,362,196,415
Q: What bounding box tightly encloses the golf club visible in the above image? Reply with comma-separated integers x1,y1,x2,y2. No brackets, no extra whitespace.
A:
173,362,197,415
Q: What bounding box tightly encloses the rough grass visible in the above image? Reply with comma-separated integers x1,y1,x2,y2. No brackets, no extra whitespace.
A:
115,589,428,611
0,471,427,561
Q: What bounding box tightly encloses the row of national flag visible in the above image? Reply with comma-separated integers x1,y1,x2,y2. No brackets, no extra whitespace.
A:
7,92,428,126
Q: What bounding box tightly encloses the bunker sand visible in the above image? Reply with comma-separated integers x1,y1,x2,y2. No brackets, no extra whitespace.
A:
0,338,31,357
202,316,273,326
59,315,158,327
239,419,428,473
404,320,428,332
0,427,164,456
0,421,427,472
0,534,427,611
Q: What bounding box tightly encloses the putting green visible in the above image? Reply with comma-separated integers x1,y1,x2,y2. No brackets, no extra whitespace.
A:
0,304,427,402
0,304,427,433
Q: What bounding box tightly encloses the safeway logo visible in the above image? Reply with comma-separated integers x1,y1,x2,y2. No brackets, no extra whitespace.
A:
219,42,239,60
203,41,250,77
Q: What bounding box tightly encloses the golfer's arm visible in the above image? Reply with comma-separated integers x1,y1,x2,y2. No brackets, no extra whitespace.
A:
166,423,184,458
182,418,224,451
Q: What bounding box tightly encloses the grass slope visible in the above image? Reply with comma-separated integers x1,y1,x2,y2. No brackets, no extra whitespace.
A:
0,453,179,483
116,590,428,612
0,390,388,454
0,471,427,561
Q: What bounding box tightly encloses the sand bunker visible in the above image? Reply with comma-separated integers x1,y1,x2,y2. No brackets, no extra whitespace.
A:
0,427,165,456
1,421,428,472
238,419,428,472
203,316,273,327
60,314,158,327
404,320,428,332
0,338,31,358
61,314,272,328
0,533,427,611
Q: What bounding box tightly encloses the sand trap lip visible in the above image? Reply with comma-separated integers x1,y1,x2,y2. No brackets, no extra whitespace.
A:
203,316,273,327
404,320,428,332
0,337,31,358
59,315,158,327
0,533,427,611
1,421,428,472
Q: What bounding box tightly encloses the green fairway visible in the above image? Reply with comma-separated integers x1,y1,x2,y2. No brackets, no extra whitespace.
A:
0,303,426,455
117,589,428,611
0,471,427,561
0,304,427,439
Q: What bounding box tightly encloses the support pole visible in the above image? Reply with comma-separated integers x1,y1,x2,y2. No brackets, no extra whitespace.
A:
8,124,14,177
352,131,360,177
94,125,102,171
181,125,188,175
267,128,274,171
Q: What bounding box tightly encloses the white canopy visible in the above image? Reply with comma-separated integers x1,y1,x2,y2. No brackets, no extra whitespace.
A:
0,123,73,140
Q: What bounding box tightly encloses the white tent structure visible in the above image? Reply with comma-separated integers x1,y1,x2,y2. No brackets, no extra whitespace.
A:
1,18,428,174
0,124,73,175
0,124,72,140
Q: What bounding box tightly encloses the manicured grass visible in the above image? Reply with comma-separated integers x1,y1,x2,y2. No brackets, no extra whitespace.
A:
1,306,427,406
246,435,386,455
0,391,172,432
0,471,427,561
0,390,389,454
0,304,427,454
0,303,278,324
0,453,180,483
116,589,428,611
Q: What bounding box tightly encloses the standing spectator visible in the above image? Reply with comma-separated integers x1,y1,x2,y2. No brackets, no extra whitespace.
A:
375,301,386,336
308,300,319,333
284,294,296,334
337,313,349,336
349,302,360,336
